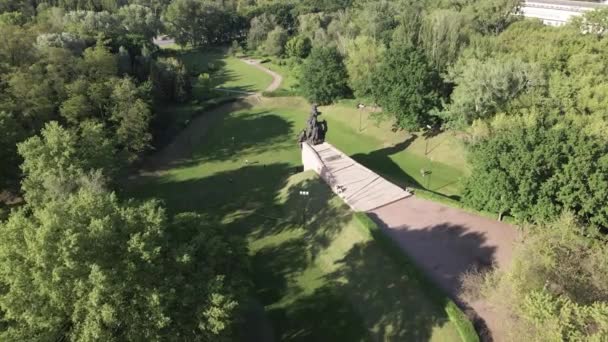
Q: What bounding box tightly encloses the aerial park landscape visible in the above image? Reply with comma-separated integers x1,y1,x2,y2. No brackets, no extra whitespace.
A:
1,1,608,341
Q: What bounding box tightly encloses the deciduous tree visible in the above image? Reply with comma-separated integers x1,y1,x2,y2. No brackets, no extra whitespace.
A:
299,47,350,104
371,46,442,130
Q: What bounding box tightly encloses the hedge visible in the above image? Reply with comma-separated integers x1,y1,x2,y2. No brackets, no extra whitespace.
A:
353,212,479,342
261,89,300,97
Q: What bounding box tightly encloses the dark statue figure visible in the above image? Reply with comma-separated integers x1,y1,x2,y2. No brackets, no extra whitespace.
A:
298,104,328,145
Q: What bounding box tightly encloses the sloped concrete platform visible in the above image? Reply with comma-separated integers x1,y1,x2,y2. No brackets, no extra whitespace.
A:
302,142,411,211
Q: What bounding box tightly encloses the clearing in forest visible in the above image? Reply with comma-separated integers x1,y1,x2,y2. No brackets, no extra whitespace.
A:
132,101,461,341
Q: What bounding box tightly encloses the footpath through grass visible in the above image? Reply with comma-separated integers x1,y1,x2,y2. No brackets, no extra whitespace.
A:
133,99,461,341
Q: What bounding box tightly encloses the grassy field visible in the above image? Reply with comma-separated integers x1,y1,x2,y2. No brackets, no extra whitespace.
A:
261,59,300,93
157,48,469,198
152,48,274,147
136,48,477,339
320,100,469,198
133,100,461,341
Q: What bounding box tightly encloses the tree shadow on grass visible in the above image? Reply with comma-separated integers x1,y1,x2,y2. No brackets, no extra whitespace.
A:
351,134,422,188
134,163,295,217
189,111,295,164
134,163,487,340
267,286,368,342
326,242,453,341
367,213,498,340
351,134,462,201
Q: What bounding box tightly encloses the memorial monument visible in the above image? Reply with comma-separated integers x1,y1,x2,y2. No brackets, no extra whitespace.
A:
298,104,328,145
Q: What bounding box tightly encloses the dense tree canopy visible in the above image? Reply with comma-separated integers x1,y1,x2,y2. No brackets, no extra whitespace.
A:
0,184,249,341
473,214,608,340
299,47,350,105
163,0,243,47
464,115,608,228
371,46,443,130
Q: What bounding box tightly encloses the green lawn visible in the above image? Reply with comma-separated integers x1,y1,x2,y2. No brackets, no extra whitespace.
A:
261,59,300,93
132,101,461,341
320,100,469,198
152,48,274,147
177,49,273,93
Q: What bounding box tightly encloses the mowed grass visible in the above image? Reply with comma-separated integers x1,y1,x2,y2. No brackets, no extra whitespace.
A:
261,60,300,93
132,100,460,341
320,100,469,198
178,49,273,93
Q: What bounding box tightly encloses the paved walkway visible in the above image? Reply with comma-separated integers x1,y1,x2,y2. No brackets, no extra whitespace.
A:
304,142,519,341
304,142,411,211
369,197,519,341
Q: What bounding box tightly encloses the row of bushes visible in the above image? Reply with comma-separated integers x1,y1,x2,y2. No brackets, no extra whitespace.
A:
353,212,479,342
261,89,300,97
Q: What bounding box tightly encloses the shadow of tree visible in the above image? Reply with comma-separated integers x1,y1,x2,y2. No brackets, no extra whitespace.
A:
267,286,368,342
367,212,497,340
326,242,452,341
351,134,423,189
190,111,294,164
350,134,462,201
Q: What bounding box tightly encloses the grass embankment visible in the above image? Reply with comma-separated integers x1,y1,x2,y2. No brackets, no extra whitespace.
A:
133,101,461,341
152,47,273,148
354,213,479,342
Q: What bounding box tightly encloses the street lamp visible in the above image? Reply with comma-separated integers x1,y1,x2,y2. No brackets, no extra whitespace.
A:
424,124,432,156
426,157,434,190
299,191,310,227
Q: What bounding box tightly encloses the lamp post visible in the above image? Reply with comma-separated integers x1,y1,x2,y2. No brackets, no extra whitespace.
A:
424,124,432,156
299,190,310,227
426,157,433,190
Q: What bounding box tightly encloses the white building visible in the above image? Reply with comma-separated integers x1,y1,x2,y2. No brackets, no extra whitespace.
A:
522,0,608,26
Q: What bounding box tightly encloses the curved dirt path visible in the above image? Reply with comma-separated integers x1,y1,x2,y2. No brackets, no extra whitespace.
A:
240,58,283,93
141,58,283,173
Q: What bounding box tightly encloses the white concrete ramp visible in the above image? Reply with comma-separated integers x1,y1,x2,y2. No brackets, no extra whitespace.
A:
302,142,411,211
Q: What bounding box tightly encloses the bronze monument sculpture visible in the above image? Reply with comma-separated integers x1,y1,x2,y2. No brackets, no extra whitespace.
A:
298,104,328,145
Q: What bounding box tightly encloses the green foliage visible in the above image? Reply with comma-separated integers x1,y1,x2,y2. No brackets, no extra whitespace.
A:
17,122,119,206
285,35,312,59
197,72,212,92
151,57,192,103
0,112,23,188
228,39,243,56
0,183,249,341
464,116,608,227
572,8,608,35
262,25,288,56
444,57,543,128
353,213,479,342
421,9,470,70
480,215,608,340
163,0,242,47
109,78,152,160
371,46,442,130
461,0,521,35
117,4,160,40
355,0,399,44
246,12,276,50
0,22,36,67
63,10,123,41
35,32,85,54
299,47,350,104
344,35,385,99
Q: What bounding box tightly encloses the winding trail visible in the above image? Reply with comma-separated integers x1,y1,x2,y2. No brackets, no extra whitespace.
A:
240,59,283,93
141,57,283,173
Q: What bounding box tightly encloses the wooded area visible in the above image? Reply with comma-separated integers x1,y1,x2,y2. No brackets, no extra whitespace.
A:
1,0,608,340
